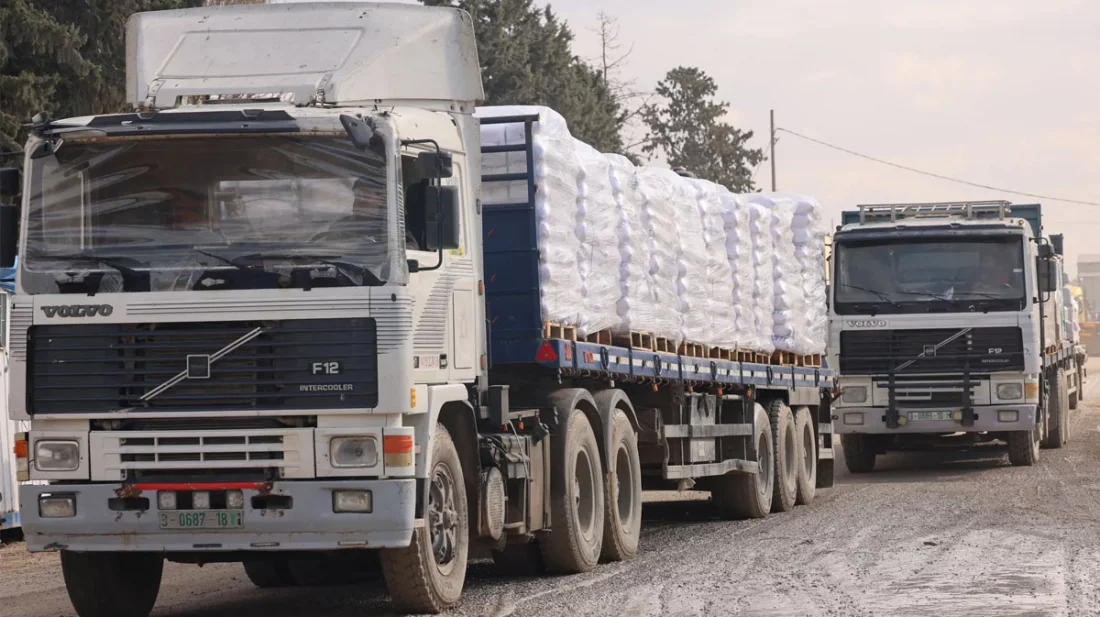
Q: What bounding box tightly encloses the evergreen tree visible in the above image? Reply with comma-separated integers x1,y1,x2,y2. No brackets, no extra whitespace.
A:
422,0,624,153
0,0,201,154
642,67,764,192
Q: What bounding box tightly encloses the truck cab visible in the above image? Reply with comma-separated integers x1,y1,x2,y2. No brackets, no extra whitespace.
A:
829,201,1080,471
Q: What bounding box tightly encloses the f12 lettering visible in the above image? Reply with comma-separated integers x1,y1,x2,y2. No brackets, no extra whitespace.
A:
312,362,341,375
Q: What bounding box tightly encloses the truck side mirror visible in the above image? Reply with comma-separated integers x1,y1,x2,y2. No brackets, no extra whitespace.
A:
1050,234,1064,256
418,151,453,180
1038,257,1058,293
0,169,20,269
423,185,460,251
339,114,375,151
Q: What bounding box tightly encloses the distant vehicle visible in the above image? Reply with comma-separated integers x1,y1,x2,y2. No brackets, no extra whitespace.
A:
830,202,1085,471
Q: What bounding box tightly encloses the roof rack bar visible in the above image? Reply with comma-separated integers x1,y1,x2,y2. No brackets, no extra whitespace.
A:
857,201,1012,224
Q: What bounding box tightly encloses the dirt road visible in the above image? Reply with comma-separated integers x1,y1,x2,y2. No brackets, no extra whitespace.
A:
6,368,1100,617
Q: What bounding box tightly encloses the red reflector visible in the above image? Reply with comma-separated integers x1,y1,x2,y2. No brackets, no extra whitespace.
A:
536,341,558,362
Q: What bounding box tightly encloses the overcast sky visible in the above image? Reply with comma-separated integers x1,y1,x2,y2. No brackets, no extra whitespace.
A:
285,0,1100,274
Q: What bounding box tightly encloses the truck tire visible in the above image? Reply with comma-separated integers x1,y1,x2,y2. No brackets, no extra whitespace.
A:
712,403,773,519
381,425,468,614
540,406,605,574
841,434,876,473
600,409,641,562
794,407,817,505
243,559,297,588
61,551,163,617
1069,365,1080,411
1007,423,1041,466
768,400,798,513
1042,369,1067,449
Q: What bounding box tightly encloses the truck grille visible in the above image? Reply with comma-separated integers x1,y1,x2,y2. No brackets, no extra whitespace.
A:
840,327,1024,374
29,319,378,414
91,428,314,481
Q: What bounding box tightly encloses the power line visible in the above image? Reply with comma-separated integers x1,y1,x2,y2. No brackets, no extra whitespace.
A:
751,136,775,183
776,127,1100,208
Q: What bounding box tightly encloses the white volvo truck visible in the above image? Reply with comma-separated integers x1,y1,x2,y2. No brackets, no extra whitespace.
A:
830,202,1084,471
1,4,837,617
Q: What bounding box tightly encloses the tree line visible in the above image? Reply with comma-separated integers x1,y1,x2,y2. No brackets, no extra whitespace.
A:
0,0,764,192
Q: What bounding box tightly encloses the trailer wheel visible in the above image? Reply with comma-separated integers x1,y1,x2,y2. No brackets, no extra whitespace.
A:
243,559,297,588
712,403,773,519
841,434,876,473
1007,422,1041,466
1042,368,1067,449
768,400,798,512
61,551,163,617
794,407,817,505
541,406,605,574
600,409,641,562
381,425,468,614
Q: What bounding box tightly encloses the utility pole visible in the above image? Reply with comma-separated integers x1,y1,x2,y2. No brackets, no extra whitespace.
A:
770,109,777,191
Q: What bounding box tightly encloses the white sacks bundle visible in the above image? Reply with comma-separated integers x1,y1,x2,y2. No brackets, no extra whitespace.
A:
607,154,660,334
477,106,583,328
635,167,682,342
574,141,619,335
692,180,738,349
476,105,828,356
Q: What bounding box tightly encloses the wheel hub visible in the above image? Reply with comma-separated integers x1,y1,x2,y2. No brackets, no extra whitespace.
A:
428,463,459,566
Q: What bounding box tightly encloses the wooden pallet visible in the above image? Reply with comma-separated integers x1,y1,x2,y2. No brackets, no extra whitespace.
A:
796,353,823,368
654,337,675,353
753,352,770,364
735,350,755,363
678,342,705,358
770,350,795,366
707,346,734,361
543,322,577,341
582,329,613,345
613,330,655,351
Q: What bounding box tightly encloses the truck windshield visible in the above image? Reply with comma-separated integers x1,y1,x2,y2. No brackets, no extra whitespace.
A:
833,236,1026,315
21,135,402,294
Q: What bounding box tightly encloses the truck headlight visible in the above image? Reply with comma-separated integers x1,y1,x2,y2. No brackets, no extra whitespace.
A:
35,440,80,472
330,437,379,468
996,383,1024,401
842,386,868,404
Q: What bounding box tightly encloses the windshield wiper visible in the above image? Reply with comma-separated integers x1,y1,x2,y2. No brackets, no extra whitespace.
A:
47,253,146,278
232,253,385,287
837,283,902,307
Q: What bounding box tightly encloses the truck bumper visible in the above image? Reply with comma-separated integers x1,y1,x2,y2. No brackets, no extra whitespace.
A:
833,404,1037,435
19,479,416,553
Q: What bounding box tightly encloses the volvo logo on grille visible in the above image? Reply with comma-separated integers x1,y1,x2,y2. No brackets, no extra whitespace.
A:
41,304,113,318
846,319,888,328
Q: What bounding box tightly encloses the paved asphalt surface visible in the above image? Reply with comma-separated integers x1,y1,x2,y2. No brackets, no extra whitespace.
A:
5,361,1100,616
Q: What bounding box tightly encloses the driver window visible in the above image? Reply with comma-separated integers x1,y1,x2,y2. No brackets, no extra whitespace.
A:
401,154,428,252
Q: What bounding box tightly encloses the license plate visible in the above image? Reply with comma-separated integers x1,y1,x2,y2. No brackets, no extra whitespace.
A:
159,510,243,530
905,410,956,422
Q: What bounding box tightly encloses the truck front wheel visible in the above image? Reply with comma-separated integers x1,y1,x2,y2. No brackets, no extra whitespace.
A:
1007,422,1041,466
541,406,605,573
243,559,297,588
61,551,163,617
841,434,876,473
381,425,468,614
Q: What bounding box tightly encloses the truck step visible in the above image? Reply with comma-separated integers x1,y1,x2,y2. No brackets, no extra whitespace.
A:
543,322,577,341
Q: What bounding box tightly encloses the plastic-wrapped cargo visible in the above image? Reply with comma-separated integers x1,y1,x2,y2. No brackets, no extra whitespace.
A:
659,170,708,346
635,167,682,343
691,179,738,349
476,105,583,328
789,194,828,355
607,154,659,335
747,202,776,353
719,189,753,350
574,140,620,336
